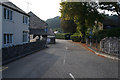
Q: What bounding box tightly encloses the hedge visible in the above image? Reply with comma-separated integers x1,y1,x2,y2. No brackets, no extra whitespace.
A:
71,33,81,42
55,33,72,40
93,28,120,42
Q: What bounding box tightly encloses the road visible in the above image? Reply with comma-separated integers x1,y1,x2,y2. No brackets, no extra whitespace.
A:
2,39,118,78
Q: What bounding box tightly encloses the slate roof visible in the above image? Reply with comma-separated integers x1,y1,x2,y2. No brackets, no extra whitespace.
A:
28,12,48,29
29,28,47,35
0,1,29,16
47,28,55,36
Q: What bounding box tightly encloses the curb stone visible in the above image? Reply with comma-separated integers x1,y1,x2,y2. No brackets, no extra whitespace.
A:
69,40,120,60
88,47,120,60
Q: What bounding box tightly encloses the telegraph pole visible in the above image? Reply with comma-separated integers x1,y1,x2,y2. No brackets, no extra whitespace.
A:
25,0,32,13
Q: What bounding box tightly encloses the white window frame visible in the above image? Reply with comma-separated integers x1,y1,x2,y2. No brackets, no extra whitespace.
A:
23,31,28,43
3,33,13,46
23,15,29,25
3,8,13,21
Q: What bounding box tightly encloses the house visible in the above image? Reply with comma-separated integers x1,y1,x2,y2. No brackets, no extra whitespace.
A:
47,28,55,44
0,1,30,48
28,12,48,42
0,4,2,49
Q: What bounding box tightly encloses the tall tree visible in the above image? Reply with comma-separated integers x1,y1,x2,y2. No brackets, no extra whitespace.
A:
99,2,120,16
61,19,77,33
60,2,103,42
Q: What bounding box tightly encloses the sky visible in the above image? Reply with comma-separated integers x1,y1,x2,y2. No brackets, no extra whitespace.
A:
9,0,61,21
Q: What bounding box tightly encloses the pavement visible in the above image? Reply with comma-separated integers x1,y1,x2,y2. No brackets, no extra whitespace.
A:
2,39,119,78
70,41,120,61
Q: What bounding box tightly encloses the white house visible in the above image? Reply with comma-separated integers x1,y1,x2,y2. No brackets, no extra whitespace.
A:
0,1,30,48
0,4,2,49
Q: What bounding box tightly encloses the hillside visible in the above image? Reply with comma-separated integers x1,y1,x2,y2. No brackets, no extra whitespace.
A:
46,16,62,32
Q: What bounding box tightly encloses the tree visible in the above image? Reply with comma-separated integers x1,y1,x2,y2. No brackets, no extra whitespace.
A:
99,2,120,16
60,2,103,42
61,19,77,33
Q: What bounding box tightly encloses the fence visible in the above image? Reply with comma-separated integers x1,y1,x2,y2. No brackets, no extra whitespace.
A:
86,37,120,56
100,37,120,56
2,40,46,63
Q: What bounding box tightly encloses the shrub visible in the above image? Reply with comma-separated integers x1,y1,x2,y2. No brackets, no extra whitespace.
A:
55,33,72,40
71,33,81,42
93,28,120,42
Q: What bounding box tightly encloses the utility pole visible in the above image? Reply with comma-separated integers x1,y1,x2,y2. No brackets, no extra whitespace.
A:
25,0,32,13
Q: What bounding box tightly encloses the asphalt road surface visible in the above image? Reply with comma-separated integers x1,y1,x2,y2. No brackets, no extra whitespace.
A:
2,39,118,78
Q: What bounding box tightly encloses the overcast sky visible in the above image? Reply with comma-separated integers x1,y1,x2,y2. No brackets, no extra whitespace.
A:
9,0,61,21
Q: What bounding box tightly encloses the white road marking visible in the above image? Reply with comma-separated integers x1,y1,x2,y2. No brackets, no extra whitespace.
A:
63,51,67,64
66,47,68,50
63,47,68,64
69,73,75,80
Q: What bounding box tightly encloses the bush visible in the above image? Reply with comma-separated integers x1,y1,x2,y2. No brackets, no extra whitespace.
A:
55,33,72,40
71,33,81,42
93,28,120,42
55,33,65,39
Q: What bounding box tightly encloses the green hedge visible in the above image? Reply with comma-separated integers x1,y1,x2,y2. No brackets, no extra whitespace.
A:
93,28,120,42
71,33,81,42
55,33,72,40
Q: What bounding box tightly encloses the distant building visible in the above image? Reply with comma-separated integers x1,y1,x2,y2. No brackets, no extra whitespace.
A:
0,1,30,48
28,12,48,42
47,28,55,44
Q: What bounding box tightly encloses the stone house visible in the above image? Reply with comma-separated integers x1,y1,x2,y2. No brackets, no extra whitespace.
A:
28,12,48,42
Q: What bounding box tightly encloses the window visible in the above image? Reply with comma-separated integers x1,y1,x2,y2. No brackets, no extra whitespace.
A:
23,15,29,25
7,10,9,19
23,31,28,42
4,8,7,19
4,8,13,21
4,34,7,44
10,11,12,20
4,34,13,44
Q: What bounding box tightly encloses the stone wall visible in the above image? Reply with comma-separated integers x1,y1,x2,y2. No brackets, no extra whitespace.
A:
100,37,120,56
2,40,46,63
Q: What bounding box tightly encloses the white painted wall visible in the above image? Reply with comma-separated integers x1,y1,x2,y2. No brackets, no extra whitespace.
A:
2,6,29,48
0,5,2,49
0,5,2,80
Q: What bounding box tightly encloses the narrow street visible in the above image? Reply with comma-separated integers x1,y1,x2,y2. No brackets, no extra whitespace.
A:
3,39,118,78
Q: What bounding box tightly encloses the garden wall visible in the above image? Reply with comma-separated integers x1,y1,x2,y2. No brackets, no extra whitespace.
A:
100,37,120,56
2,40,46,64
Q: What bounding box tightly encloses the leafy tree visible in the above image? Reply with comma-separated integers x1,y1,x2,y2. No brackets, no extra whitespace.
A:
61,19,77,33
60,2,103,42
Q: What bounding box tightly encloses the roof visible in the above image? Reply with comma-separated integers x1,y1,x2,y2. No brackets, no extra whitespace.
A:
0,1,29,16
28,12,48,29
47,28,55,36
29,28,48,35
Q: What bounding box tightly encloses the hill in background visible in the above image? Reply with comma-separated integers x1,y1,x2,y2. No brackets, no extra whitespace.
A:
46,16,62,32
